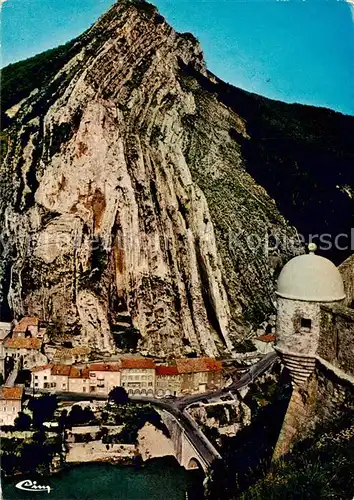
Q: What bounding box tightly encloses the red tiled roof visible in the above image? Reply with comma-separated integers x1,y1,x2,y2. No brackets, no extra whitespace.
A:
69,366,81,378
256,334,275,343
4,337,41,350
120,358,155,370
13,317,39,333
0,386,23,400
68,366,90,379
31,364,52,373
88,363,120,372
51,364,71,376
156,365,179,376
176,357,222,374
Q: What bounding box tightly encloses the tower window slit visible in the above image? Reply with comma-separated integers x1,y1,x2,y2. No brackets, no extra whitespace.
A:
300,318,312,330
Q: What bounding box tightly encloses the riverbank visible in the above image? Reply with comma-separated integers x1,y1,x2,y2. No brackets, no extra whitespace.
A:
0,421,178,478
0,399,180,478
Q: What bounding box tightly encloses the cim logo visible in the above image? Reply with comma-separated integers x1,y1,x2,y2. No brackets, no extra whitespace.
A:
16,480,51,494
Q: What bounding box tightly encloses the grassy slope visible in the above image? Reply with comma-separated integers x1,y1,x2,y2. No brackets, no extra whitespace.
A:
1,39,80,129
240,410,354,500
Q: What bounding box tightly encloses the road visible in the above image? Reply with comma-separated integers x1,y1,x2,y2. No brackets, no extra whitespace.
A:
175,351,277,409
24,387,220,467
130,396,221,466
24,351,277,468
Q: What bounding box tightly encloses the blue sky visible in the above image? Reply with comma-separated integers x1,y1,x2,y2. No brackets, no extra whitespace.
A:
1,0,354,115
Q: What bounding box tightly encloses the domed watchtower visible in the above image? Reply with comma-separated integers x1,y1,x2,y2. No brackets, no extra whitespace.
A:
275,243,346,386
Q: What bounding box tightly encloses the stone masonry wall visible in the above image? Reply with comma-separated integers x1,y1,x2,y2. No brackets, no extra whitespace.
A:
339,254,354,307
276,297,321,355
273,357,354,460
318,304,354,377
312,358,354,425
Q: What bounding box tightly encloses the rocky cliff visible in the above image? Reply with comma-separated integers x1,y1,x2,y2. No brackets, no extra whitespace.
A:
1,0,353,357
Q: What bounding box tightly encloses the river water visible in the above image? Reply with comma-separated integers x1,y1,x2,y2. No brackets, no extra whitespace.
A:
2,458,204,500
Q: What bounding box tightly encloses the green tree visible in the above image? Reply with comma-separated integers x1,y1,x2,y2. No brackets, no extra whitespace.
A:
108,386,129,405
14,412,32,431
57,408,68,431
28,395,58,428
66,405,95,427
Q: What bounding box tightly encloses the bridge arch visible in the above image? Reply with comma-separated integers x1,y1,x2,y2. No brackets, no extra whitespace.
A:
187,457,204,471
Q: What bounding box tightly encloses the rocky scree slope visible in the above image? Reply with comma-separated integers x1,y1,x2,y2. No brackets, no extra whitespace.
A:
1,0,352,357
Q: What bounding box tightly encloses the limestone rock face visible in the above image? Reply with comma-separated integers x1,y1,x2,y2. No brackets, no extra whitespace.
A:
0,0,300,357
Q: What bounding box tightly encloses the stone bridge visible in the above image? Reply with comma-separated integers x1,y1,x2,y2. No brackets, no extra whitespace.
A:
157,409,219,473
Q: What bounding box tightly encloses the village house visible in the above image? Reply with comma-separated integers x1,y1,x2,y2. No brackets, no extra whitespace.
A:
0,386,23,427
87,364,121,394
176,357,223,394
0,322,12,341
68,366,90,393
12,317,39,338
31,363,121,395
155,365,182,397
32,364,53,389
30,356,223,397
32,364,77,392
120,358,156,396
51,364,71,391
2,317,46,369
3,337,42,361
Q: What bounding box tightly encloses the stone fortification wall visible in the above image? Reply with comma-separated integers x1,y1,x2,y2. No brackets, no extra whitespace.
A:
312,357,354,424
318,304,354,377
273,357,354,460
339,254,354,307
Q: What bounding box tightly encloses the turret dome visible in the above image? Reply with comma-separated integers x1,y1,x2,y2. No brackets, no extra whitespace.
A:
277,249,345,302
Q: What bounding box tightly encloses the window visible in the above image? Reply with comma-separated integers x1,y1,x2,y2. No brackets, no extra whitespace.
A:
35,383,38,387
34,375,38,380
301,318,312,330
44,376,47,380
